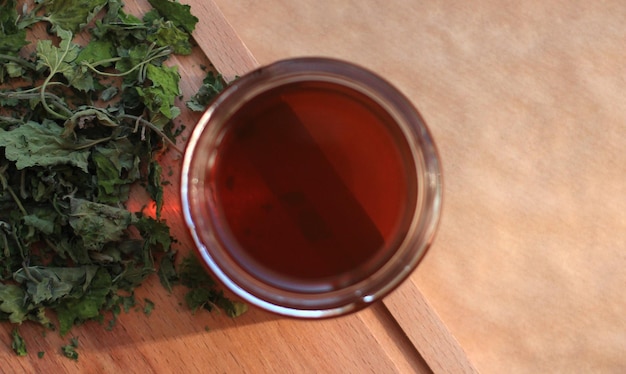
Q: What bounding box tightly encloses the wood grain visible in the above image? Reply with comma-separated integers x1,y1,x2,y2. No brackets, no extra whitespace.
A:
186,0,258,81
384,281,477,373
211,0,626,372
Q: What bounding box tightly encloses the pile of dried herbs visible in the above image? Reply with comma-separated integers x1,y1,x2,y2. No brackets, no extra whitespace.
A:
0,0,245,353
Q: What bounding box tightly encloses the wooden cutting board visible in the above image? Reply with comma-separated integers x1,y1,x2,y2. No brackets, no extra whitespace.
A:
1,0,469,372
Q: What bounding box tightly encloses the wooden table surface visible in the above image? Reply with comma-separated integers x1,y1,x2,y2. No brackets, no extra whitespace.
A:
211,0,626,373
3,0,626,373
2,1,436,373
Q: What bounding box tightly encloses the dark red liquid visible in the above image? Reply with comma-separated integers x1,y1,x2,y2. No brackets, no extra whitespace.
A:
210,81,417,289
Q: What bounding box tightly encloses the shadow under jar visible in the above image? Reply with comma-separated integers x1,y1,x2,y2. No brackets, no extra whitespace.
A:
181,58,442,318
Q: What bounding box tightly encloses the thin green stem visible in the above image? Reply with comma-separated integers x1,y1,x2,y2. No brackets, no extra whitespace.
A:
19,170,27,200
80,57,122,76
39,31,75,120
20,260,39,282
73,136,114,150
16,4,45,29
0,116,22,125
0,54,37,71
40,75,68,120
1,82,65,96
1,230,9,258
119,114,183,154
5,185,27,217
12,231,26,260
44,238,59,253
1,90,73,117
0,166,28,217
81,46,172,79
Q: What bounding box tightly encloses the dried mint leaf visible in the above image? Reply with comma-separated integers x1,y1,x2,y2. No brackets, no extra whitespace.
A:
186,71,225,111
69,198,134,250
147,160,164,219
147,0,198,33
56,269,111,336
0,285,29,324
0,0,29,56
0,120,90,172
0,0,246,351
61,337,79,360
147,19,193,55
136,64,181,121
44,0,109,33
13,265,99,304
92,139,141,204
36,28,80,79
157,251,178,292
23,208,58,236
143,298,154,316
179,254,248,318
74,40,116,67
11,328,27,356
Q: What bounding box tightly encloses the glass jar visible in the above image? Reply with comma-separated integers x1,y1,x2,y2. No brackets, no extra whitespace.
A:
180,57,442,318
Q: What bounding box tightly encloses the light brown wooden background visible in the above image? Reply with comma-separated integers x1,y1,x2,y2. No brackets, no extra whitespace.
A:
212,0,626,372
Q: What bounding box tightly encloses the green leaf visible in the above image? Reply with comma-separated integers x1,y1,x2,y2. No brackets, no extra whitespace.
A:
147,0,198,33
64,65,95,92
13,266,99,304
53,239,91,265
101,139,141,180
101,0,127,23
147,19,192,55
62,107,119,138
92,139,140,204
157,251,178,292
222,300,248,318
93,151,130,203
29,307,54,329
62,40,106,88
4,62,24,79
134,215,172,252
0,120,90,172
56,269,111,336
147,160,163,219
60,337,79,360
114,44,149,76
100,86,119,101
61,344,78,360
69,198,134,250
136,64,181,121
44,0,109,33
0,284,30,323
22,206,59,236
0,0,243,338
186,71,225,111
36,28,80,77
11,327,27,356
75,40,116,67
184,287,211,313
0,0,29,55
143,298,154,316
0,31,28,56
178,254,247,317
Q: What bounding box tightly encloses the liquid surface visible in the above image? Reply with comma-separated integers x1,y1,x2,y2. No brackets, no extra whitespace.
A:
211,81,416,287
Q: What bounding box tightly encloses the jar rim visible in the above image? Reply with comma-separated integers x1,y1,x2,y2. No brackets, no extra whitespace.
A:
180,57,442,318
